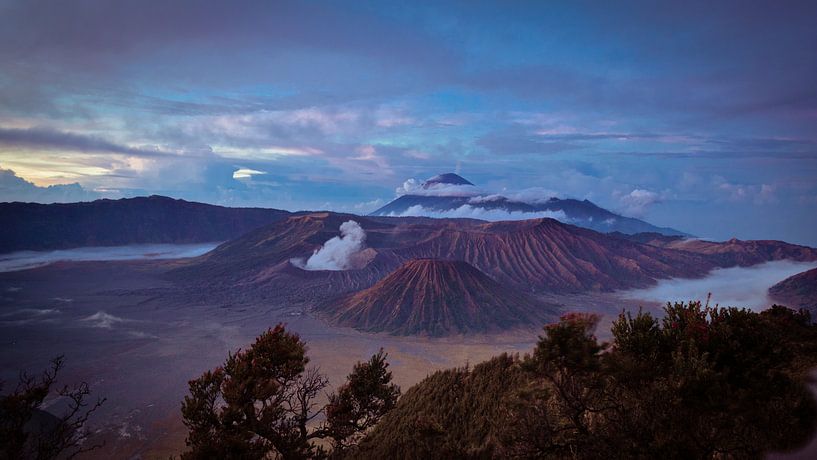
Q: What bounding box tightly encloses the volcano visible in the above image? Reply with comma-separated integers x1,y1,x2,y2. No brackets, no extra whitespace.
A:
423,173,473,187
369,173,689,236
174,211,817,299
174,212,713,295
320,258,557,336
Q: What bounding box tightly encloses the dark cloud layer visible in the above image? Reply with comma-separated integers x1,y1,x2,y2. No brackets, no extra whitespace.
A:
0,127,168,157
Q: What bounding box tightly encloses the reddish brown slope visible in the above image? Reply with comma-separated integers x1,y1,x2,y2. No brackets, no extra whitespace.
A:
173,213,816,298
769,267,817,313
171,212,394,283
622,235,817,267
322,259,557,336
393,219,714,292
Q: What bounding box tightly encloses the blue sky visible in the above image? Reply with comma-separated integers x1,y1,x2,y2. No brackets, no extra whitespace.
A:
1,0,816,245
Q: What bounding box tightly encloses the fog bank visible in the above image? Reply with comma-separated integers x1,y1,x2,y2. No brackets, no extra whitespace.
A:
0,243,219,273
386,204,569,222
620,260,817,310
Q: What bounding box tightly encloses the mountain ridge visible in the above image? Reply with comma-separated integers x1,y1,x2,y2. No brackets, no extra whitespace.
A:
170,212,815,299
369,173,690,237
0,196,291,253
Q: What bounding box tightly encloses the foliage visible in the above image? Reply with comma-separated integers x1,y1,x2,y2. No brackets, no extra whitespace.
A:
180,324,321,459
323,349,400,456
354,303,817,460
179,324,399,459
351,353,526,459
501,302,817,459
0,356,105,460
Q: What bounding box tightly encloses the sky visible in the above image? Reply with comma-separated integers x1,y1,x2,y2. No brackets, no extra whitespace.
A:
0,0,816,245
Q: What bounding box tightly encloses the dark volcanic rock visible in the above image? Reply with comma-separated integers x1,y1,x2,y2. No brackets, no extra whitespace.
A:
0,196,290,252
321,258,557,335
423,173,473,187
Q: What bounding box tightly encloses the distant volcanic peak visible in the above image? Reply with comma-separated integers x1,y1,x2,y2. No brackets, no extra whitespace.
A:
424,173,474,188
372,174,688,236
322,258,554,336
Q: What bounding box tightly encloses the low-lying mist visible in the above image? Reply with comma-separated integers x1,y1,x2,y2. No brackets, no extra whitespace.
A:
0,243,220,273
386,204,569,222
620,260,817,310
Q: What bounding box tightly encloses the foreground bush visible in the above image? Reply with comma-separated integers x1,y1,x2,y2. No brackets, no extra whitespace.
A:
352,303,817,459
179,324,399,459
0,356,105,460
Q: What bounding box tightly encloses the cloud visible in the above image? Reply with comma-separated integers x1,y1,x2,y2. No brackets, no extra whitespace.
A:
353,198,385,212
351,145,393,176
395,178,481,197
82,311,130,328
394,176,561,206
292,220,367,270
477,130,578,156
0,127,168,158
0,308,61,325
502,187,562,204
615,189,662,217
621,260,817,311
386,204,569,222
232,167,267,179
0,1,814,246
713,177,779,205
0,167,99,203
756,184,778,205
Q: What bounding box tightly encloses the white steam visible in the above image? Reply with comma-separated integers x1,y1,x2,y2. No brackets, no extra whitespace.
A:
386,204,570,222
294,220,367,271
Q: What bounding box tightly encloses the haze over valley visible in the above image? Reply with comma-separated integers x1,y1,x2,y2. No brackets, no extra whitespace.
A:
2,1,817,459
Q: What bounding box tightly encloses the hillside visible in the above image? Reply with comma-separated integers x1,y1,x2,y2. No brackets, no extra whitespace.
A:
769,267,817,313
390,218,712,292
633,236,817,267
173,212,715,296
351,304,817,458
173,212,817,300
351,354,522,459
321,259,557,335
0,196,290,253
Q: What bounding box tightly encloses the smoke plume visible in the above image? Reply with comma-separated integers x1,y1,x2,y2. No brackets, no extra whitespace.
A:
295,220,367,271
